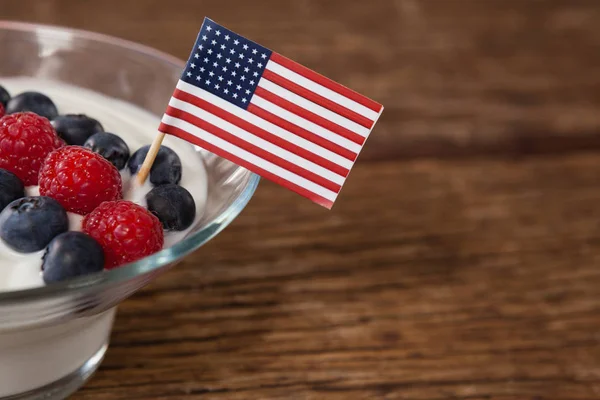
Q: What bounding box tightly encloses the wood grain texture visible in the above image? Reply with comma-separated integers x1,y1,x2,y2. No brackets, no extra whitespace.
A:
2,0,600,398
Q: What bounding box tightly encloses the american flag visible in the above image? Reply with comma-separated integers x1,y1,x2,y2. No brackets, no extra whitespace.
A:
159,18,383,209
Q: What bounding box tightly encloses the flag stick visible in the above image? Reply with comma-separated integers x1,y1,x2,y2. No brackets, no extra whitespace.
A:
136,132,165,185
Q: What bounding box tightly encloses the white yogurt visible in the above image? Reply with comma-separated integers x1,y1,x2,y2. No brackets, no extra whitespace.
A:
0,77,208,291
0,308,116,397
0,78,210,397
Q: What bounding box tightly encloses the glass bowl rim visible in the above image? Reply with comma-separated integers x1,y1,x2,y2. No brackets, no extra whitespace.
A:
0,20,260,302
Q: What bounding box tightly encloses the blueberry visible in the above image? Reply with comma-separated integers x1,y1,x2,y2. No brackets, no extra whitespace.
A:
0,169,24,212
0,196,68,253
42,231,105,283
0,85,10,107
83,132,130,170
146,184,196,231
128,145,182,185
51,114,104,145
6,91,58,120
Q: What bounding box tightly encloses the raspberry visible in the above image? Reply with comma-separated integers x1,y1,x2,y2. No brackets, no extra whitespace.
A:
82,200,164,269
39,146,122,215
0,104,5,118
0,112,63,185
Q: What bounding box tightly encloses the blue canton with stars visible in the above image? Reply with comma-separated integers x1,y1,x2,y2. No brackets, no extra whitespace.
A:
181,18,273,110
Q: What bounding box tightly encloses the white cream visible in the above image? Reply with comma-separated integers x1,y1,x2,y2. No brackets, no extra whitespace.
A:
0,77,208,291
0,308,116,397
0,78,209,397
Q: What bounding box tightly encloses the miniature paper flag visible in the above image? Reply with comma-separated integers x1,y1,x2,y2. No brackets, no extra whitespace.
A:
159,17,383,209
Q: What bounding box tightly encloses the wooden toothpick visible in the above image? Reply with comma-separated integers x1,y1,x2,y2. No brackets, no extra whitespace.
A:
136,132,166,185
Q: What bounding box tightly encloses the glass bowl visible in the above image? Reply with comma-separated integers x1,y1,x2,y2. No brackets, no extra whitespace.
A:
0,21,259,399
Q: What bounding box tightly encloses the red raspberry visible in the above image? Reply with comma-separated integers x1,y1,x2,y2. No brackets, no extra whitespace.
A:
0,104,5,118
82,200,164,269
0,112,63,185
39,146,122,215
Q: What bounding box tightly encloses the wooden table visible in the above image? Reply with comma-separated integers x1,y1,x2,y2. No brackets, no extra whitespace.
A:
5,0,600,398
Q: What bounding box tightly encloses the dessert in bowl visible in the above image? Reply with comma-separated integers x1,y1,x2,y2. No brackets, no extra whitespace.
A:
0,22,259,399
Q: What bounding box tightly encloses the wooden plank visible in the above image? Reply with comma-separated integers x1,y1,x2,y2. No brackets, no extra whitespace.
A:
77,154,600,399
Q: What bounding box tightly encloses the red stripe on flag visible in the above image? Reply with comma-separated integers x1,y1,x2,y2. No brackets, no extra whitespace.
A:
159,122,334,209
173,89,349,178
254,87,366,146
262,69,375,129
270,53,382,114
164,106,342,194
247,103,357,163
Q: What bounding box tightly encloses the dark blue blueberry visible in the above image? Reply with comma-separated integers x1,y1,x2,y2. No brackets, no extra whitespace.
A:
6,91,58,120
42,231,105,283
146,184,196,231
0,169,24,212
128,145,182,185
84,132,130,170
0,196,68,253
0,85,10,107
51,114,104,146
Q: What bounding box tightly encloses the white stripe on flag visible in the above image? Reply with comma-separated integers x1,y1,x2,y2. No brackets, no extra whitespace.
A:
265,60,380,122
250,95,363,154
161,114,338,202
177,80,355,169
168,97,346,185
257,78,371,137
